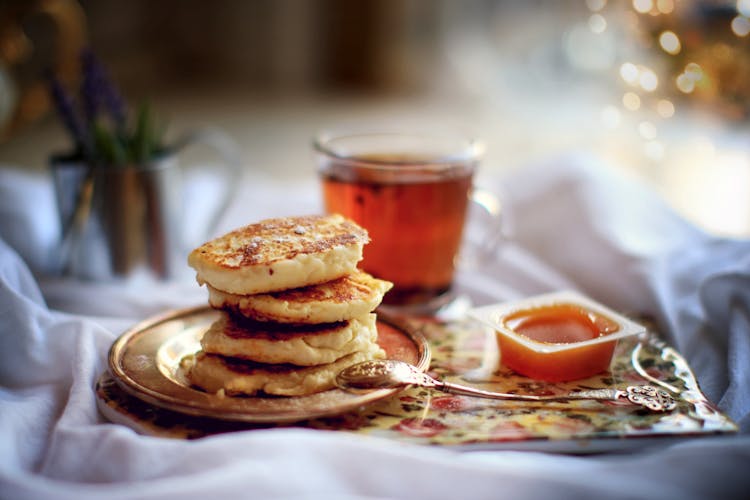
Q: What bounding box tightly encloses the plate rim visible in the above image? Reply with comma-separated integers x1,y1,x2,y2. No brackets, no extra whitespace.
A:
107,306,431,423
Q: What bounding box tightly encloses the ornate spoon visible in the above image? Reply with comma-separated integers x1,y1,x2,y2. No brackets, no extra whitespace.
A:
337,359,677,412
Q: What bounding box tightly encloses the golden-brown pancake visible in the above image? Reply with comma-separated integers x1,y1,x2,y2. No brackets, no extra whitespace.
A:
199,312,382,366
188,214,369,295
183,347,384,396
206,270,392,323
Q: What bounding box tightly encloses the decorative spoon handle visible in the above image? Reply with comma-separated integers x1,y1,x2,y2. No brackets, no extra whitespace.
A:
336,360,677,413
439,381,677,412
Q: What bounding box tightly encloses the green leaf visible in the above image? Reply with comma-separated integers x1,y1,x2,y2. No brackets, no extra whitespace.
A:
93,120,127,166
131,101,160,164
74,97,165,167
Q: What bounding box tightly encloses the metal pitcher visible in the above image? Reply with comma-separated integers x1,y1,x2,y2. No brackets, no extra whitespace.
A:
51,128,241,281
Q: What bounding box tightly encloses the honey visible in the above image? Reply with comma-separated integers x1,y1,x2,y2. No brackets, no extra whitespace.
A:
505,304,620,344
499,304,621,382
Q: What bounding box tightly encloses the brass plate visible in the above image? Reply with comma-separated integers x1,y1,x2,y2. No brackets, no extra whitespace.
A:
108,306,430,423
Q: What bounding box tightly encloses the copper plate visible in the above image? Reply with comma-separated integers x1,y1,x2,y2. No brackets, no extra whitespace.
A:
107,306,430,423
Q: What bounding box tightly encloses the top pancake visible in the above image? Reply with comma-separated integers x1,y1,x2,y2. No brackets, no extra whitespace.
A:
188,214,369,295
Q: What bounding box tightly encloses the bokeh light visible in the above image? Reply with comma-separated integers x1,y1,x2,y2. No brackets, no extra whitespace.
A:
656,0,675,14
639,68,658,91
685,63,703,78
676,74,695,93
656,99,675,117
633,0,653,14
589,14,607,33
623,92,641,110
659,31,681,54
731,16,750,36
620,62,639,84
586,0,607,11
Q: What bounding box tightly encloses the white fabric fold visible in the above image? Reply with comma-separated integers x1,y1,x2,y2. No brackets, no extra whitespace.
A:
1,157,749,499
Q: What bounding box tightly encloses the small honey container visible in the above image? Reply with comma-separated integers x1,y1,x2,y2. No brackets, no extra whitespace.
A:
469,291,646,382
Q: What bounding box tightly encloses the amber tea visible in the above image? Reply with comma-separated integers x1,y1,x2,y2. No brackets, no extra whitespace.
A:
319,149,478,306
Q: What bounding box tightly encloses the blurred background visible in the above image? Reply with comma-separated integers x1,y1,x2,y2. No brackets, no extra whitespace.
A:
1,0,749,237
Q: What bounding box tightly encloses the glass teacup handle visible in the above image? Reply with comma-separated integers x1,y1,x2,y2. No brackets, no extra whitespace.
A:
172,127,243,242
459,187,510,269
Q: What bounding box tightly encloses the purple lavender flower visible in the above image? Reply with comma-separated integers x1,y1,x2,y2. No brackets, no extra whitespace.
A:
102,75,128,130
49,49,164,166
80,49,101,125
48,72,91,156
80,49,127,130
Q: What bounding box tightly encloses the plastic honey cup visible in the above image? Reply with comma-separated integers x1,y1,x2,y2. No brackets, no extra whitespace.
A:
468,291,646,382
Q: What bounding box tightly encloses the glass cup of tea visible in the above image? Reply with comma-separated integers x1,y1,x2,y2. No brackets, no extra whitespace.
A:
314,129,501,312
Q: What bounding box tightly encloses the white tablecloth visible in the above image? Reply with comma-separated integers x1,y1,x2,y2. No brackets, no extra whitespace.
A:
1,156,749,499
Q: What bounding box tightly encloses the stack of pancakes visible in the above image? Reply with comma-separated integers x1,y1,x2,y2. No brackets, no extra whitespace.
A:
183,214,392,397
